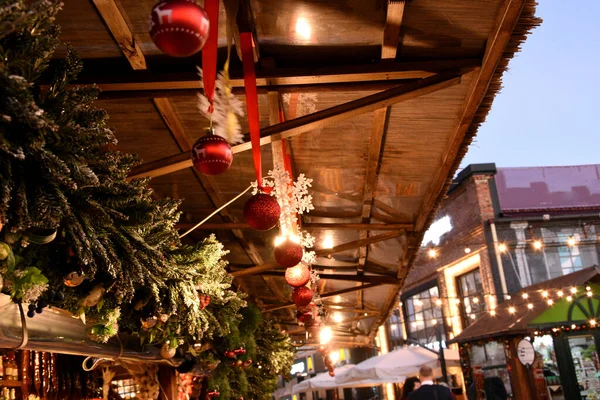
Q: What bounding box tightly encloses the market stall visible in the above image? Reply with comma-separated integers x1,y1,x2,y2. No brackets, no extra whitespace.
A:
452,266,600,400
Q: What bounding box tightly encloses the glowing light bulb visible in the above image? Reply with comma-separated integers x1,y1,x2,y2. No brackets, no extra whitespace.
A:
571,324,577,329
571,287,578,294
509,307,516,314
473,297,479,304
432,319,438,325
527,303,534,310
557,291,564,297
547,299,554,305
567,236,576,247
428,248,437,258
498,243,507,252
319,326,333,345
329,350,340,364
522,293,529,299
533,240,542,250
586,286,592,291
332,312,343,323
591,319,597,326
435,299,442,306
464,247,471,254
506,295,512,300
490,310,496,316
470,314,476,320
322,235,334,249
542,291,548,298
295,17,312,40
274,236,286,247
567,296,573,302
587,291,593,298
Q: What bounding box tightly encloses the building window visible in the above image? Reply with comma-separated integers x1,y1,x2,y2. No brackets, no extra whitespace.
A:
557,233,583,274
456,268,486,328
404,285,445,348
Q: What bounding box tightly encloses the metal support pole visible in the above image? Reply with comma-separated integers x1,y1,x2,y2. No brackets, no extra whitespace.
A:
436,324,448,384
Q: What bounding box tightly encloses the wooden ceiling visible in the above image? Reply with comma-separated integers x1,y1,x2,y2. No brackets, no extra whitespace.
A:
52,0,540,347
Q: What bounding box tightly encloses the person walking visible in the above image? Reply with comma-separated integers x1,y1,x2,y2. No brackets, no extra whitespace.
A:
400,377,421,400
408,366,453,400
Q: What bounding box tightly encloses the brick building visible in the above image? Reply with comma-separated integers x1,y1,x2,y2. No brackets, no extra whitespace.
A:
386,163,600,352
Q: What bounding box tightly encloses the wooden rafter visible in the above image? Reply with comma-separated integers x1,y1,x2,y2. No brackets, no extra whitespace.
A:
91,0,146,70
264,283,382,312
82,59,479,96
415,0,527,232
382,0,406,59
231,231,403,278
129,72,464,180
259,272,400,285
174,222,413,231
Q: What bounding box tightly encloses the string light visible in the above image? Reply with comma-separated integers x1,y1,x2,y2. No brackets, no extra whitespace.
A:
571,324,577,329
567,295,573,302
435,299,442,306
506,295,511,300
498,243,507,252
567,236,576,247
432,319,438,325
509,307,516,314
473,297,479,304
490,310,496,316
542,291,549,298
591,319,597,326
527,303,534,309
547,299,554,305
571,287,578,294
557,290,564,297
470,314,476,320
464,247,471,254
522,293,529,299
586,286,592,291
428,248,437,258
533,240,543,250
319,326,333,345
587,291,593,298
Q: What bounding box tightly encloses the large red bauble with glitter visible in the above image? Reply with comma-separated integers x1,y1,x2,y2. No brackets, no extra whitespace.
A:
285,264,311,287
191,133,232,175
275,239,304,268
149,0,210,57
243,193,280,231
292,286,313,307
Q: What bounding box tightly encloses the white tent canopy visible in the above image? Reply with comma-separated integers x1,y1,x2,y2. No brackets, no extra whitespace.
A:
292,364,406,394
335,346,460,384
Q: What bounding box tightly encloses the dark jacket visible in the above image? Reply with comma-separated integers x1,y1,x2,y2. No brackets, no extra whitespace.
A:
467,377,508,400
408,384,454,400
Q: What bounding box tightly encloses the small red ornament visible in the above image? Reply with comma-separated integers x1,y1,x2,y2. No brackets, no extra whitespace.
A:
285,264,311,287
224,350,236,358
244,359,253,366
192,131,233,175
292,286,313,307
297,309,313,324
274,239,304,268
207,390,220,398
233,347,246,355
243,193,280,231
149,0,210,57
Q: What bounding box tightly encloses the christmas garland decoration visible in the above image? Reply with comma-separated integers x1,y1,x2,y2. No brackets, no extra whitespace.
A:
0,4,293,399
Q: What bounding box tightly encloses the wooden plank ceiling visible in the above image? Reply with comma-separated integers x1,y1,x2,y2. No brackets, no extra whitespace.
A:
53,0,535,347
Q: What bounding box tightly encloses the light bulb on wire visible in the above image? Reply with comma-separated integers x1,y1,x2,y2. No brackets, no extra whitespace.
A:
498,243,507,253
567,236,576,247
428,248,437,259
533,240,543,250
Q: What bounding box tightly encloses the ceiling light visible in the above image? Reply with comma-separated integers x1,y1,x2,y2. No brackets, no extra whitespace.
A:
319,326,333,345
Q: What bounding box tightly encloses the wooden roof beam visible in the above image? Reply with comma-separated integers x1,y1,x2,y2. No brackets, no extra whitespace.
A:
129,72,464,179
175,222,413,230
382,0,406,59
264,283,382,312
91,0,146,70
415,0,527,233
87,59,479,96
231,231,403,278
259,272,401,285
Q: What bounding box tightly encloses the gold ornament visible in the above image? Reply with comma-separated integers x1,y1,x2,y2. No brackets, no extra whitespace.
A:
141,316,158,330
160,343,176,359
63,271,85,287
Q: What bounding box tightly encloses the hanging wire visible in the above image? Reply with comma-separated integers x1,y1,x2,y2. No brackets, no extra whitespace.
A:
179,185,253,238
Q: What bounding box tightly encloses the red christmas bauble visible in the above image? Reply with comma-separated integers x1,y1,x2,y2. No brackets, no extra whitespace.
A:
285,264,311,287
275,239,304,268
243,193,281,231
191,133,233,175
297,309,313,324
292,286,313,307
149,0,210,57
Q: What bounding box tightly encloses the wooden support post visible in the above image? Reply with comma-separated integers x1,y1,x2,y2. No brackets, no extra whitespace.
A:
505,337,538,400
91,0,146,70
129,72,463,179
382,0,405,59
157,365,178,400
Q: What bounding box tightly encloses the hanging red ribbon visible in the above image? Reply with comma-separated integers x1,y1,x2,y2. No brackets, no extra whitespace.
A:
202,0,219,112
240,32,263,187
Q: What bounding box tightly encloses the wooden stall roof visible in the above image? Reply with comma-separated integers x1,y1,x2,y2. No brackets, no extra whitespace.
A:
52,0,541,347
451,266,600,344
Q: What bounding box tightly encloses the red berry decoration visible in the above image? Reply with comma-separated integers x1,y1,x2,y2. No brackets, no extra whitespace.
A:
149,0,210,57
292,286,313,307
207,390,220,398
274,238,304,268
192,131,233,175
243,193,280,231
285,264,311,287
297,310,313,324
233,347,246,355
224,351,236,358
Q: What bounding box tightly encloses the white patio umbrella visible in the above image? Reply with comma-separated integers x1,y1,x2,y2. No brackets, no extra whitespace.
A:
292,364,406,394
335,346,459,384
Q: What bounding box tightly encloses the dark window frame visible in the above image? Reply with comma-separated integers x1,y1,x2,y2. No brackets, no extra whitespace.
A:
456,267,486,329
